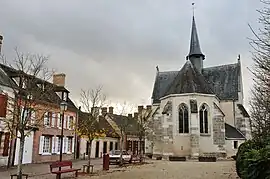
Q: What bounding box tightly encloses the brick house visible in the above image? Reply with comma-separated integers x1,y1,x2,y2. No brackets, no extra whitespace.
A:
0,63,78,165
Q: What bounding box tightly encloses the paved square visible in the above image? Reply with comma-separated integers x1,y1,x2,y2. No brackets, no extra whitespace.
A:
90,160,238,179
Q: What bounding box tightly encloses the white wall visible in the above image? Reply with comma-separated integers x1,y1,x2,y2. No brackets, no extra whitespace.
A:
225,139,245,157
80,137,119,158
157,93,223,157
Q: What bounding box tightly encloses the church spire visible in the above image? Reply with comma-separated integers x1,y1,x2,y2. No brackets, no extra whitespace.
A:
187,15,204,59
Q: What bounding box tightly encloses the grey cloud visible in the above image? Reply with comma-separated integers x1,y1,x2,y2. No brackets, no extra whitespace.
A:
0,0,262,106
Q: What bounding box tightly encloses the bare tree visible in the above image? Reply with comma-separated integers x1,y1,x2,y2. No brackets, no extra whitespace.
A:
78,86,107,173
114,102,134,166
248,0,270,141
137,106,153,162
0,48,54,179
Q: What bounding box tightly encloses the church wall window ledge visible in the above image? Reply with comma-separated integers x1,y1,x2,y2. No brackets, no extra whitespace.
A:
200,133,211,137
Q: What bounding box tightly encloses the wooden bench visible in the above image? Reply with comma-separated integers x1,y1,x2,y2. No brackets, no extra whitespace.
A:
131,155,141,163
50,161,81,179
82,164,94,173
10,174,29,179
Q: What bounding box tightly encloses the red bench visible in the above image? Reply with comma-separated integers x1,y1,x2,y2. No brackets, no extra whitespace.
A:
50,161,81,179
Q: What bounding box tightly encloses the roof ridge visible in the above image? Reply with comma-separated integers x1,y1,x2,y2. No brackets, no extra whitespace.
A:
163,61,214,96
203,62,238,70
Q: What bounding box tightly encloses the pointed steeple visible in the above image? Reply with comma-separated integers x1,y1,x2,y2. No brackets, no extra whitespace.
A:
187,16,205,59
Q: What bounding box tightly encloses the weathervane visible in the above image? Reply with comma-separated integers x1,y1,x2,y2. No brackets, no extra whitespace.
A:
192,2,195,16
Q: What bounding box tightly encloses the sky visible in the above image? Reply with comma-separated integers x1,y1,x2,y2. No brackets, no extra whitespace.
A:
0,0,264,110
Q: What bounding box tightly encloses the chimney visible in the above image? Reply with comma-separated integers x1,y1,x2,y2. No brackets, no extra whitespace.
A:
53,73,66,87
109,106,114,114
91,107,99,116
138,105,144,114
134,112,138,119
101,107,107,115
128,113,132,118
146,105,152,111
0,35,3,54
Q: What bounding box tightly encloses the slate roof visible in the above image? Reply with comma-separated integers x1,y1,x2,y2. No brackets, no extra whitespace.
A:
188,16,204,58
225,123,245,139
151,62,240,103
237,104,250,117
78,111,120,138
0,63,77,111
108,114,140,136
164,61,214,96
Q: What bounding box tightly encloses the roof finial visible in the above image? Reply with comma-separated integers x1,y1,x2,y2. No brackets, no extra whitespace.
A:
192,2,195,17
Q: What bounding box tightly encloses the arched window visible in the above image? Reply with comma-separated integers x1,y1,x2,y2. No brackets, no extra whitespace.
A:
199,104,209,134
179,103,189,133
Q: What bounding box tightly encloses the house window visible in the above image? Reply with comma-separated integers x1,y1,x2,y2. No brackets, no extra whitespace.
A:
44,112,51,126
233,141,238,149
109,142,113,151
43,136,51,153
63,92,68,101
57,137,61,153
69,116,74,129
115,142,118,150
200,104,209,134
67,137,72,153
179,103,189,133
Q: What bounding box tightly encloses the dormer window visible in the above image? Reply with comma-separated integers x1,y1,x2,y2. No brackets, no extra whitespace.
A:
22,81,26,89
37,83,45,91
63,92,68,101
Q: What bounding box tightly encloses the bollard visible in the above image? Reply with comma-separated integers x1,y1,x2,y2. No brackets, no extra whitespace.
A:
103,154,109,170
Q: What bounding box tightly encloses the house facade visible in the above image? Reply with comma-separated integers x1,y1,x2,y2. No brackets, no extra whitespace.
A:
150,15,250,159
105,107,144,155
77,108,120,159
0,62,78,165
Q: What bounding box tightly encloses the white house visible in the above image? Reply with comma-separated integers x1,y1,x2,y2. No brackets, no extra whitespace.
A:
78,108,120,159
149,15,251,159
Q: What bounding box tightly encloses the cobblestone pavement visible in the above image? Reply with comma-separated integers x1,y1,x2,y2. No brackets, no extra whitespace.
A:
89,160,238,179
0,159,238,179
0,158,114,179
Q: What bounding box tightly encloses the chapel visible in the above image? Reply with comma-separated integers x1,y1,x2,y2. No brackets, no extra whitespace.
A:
149,15,251,158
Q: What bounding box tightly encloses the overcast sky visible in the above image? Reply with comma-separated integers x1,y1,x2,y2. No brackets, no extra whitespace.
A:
0,0,263,109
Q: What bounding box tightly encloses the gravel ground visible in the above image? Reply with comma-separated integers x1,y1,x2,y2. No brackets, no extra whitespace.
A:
89,160,238,179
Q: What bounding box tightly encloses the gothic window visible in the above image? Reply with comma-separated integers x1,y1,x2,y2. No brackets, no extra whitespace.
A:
199,104,209,134
179,103,189,133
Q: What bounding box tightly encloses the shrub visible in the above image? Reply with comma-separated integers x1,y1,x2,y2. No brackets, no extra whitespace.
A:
169,156,186,161
236,139,270,179
235,140,263,178
198,156,216,162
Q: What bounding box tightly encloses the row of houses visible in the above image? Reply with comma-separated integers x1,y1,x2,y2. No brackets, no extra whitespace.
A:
0,57,146,166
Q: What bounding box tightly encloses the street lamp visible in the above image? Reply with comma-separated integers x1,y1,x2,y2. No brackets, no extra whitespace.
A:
59,101,68,162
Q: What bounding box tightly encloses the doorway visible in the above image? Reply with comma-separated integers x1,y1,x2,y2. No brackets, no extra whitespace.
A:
103,141,107,154
95,141,99,158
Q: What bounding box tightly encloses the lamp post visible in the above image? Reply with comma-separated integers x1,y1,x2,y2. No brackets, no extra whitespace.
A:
59,101,68,162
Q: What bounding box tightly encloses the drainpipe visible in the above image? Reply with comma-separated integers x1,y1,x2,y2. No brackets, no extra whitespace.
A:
233,99,236,127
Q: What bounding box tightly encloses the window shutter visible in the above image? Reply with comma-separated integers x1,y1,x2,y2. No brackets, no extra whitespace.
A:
72,137,75,153
31,110,36,124
65,137,68,153
0,94,8,117
52,137,56,153
51,112,55,127
39,136,44,154
56,137,59,154
2,132,10,156
21,107,25,122
62,137,66,153
43,112,48,125
67,116,70,129
57,113,61,128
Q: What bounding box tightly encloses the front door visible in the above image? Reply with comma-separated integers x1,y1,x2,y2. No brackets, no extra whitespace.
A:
95,141,99,158
14,132,34,165
103,141,107,154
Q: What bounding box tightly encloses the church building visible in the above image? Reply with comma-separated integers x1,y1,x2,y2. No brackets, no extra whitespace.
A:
150,15,251,159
